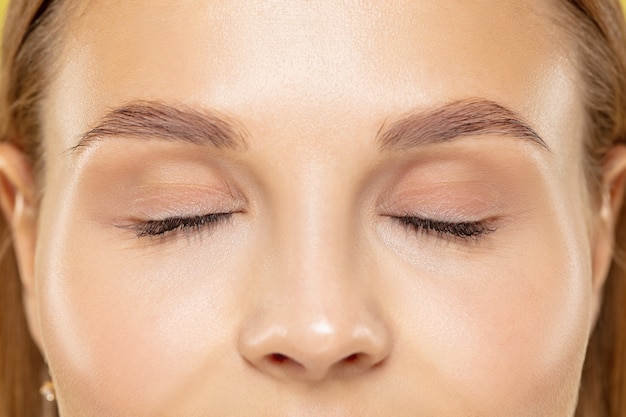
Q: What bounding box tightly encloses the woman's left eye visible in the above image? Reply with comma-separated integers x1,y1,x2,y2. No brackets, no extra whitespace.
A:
128,212,234,238
394,216,496,241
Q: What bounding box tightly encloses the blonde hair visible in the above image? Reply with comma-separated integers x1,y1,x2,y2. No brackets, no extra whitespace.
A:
1,1,626,416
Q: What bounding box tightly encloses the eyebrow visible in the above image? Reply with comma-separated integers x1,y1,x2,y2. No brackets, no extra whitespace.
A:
71,101,248,152
72,98,547,154
377,98,549,152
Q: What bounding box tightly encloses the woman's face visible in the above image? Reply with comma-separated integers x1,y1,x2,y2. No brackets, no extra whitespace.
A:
21,0,605,416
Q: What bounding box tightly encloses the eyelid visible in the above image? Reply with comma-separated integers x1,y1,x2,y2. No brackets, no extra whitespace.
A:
387,190,502,221
128,183,245,219
376,161,506,221
118,211,237,238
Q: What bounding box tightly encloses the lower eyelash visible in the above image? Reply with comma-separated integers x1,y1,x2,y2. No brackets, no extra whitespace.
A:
395,216,496,241
131,212,234,238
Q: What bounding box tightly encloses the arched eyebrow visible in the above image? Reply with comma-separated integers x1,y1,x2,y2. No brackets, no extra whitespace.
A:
70,101,248,153
71,98,548,154
377,98,550,152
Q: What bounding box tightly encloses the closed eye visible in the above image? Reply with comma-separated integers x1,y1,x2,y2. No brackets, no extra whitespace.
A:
394,216,496,241
121,212,235,238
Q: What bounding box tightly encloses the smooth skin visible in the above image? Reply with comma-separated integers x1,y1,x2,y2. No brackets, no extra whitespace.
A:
1,1,626,416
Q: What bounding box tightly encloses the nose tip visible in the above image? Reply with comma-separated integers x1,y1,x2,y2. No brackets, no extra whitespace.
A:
239,317,391,382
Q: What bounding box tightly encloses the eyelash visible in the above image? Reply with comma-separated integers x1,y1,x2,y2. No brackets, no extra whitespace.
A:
394,216,496,241
131,212,234,238
128,212,495,243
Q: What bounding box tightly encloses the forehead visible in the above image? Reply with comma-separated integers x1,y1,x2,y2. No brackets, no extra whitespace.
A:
50,0,580,154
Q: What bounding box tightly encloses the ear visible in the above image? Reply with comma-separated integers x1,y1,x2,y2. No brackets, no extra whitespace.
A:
0,143,42,350
590,144,626,323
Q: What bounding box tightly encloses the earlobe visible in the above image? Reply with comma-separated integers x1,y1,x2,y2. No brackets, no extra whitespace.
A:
0,142,42,349
590,144,626,324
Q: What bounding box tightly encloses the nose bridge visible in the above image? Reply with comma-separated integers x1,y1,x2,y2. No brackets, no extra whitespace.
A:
291,175,352,290
270,156,358,296
275,166,364,337
238,167,392,382
281,163,369,324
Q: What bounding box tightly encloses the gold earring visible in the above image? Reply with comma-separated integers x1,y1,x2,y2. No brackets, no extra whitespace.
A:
39,380,56,402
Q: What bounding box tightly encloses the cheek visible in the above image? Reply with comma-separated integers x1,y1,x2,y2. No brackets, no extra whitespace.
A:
383,215,592,415
35,205,252,415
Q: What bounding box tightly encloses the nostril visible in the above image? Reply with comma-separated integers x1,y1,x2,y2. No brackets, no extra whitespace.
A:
267,353,307,371
342,352,387,371
344,353,360,363
270,353,289,363
265,353,306,374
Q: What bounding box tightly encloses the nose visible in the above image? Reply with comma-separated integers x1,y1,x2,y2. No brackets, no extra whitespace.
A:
239,308,392,382
238,172,393,383
238,237,392,382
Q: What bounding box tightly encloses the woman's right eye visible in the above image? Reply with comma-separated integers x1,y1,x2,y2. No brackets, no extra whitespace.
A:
125,212,234,238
